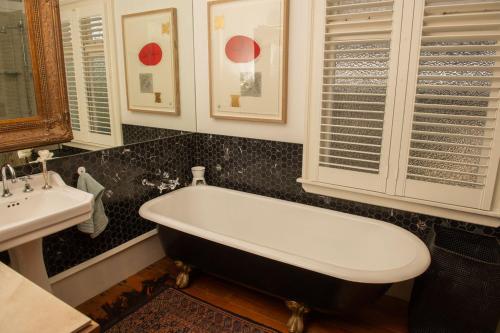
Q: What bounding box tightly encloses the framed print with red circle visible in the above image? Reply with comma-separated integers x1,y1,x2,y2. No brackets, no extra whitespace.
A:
208,0,289,123
122,8,180,115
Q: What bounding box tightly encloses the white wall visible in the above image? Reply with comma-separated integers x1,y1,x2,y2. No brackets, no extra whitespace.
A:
50,231,165,307
0,2,23,12
114,0,197,132
193,0,311,144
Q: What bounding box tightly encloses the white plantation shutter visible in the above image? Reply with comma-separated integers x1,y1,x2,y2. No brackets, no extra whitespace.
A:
80,15,111,136
60,0,118,148
312,0,404,192
397,0,500,209
61,21,80,131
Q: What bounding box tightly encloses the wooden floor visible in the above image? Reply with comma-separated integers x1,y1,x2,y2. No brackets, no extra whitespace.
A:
78,258,409,333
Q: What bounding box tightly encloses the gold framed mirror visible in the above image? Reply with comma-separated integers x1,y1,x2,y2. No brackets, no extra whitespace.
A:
0,0,72,152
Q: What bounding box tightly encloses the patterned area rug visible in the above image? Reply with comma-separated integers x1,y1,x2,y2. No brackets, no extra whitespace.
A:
106,288,279,333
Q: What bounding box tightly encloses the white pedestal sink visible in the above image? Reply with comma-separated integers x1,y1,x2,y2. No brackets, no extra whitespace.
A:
0,172,93,291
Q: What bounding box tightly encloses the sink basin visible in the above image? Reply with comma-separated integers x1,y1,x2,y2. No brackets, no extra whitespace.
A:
0,171,93,252
0,171,93,291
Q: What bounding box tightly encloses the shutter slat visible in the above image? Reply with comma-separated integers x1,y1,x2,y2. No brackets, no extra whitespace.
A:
418,65,500,71
326,10,393,22
327,0,394,11
422,23,500,33
410,147,489,159
415,94,498,102
411,130,494,140
424,1,500,14
414,103,497,112
325,48,390,54
323,116,384,122
410,139,491,150
326,29,392,37
323,92,387,97
421,34,500,42
412,122,495,130
407,165,487,178
321,146,381,155
419,55,500,61
327,19,393,29
321,131,382,139
414,112,496,121
322,108,385,114
320,154,379,164
326,37,390,45
319,161,380,172
322,124,383,131
418,76,500,82
329,75,388,79
323,100,386,105
424,11,500,23
325,57,390,61
409,156,488,168
417,84,500,91
323,83,387,88
322,139,382,148
420,45,500,52
324,66,390,70
406,174,484,187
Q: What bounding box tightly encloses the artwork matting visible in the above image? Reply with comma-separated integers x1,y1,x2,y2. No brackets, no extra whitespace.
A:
208,0,289,123
122,8,180,115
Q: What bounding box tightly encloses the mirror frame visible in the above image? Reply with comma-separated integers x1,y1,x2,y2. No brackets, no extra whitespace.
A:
0,0,72,153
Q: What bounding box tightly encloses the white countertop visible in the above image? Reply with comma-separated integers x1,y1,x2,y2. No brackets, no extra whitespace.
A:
0,262,94,333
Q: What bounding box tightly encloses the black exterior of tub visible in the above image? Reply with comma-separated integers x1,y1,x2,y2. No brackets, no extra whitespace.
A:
158,225,391,313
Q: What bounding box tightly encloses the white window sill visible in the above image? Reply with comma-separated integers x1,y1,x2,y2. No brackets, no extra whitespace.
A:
298,178,500,228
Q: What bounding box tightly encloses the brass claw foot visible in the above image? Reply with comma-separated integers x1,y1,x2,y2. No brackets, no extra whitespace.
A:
286,300,310,333
174,261,192,289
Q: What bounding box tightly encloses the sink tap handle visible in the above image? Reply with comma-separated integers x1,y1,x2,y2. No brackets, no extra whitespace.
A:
20,176,34,193
6,164,16,183
1,164,16,197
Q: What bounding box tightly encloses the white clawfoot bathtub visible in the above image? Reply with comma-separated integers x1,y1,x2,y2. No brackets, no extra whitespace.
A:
140,185,430,282
140,185,430,330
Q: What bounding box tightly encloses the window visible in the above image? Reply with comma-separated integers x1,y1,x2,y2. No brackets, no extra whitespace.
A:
60,0,121,149
302,0,500,225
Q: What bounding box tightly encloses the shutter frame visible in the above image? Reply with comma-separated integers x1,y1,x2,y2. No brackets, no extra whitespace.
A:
396,0,500,210
310,0,406,193
59,0,118,148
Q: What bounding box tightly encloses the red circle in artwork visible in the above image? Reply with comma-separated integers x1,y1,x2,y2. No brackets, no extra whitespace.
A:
225,35,261,63
138,43,163,66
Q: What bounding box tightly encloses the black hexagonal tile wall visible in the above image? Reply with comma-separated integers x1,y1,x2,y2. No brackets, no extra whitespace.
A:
3,129,496,276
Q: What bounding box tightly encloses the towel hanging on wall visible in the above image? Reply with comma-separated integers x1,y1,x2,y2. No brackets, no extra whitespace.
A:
77,170,109,238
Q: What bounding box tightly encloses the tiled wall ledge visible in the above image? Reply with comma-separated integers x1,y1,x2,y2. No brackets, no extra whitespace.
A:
121,124,188,145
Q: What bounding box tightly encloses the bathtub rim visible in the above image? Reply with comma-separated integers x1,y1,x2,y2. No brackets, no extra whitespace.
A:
139,185,431,284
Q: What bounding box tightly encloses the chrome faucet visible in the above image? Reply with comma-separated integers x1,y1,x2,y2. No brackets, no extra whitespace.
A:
1,164,17,197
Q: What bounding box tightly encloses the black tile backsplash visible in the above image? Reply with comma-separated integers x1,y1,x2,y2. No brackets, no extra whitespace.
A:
2,131,497,276
122,124,188,145
193,133,499,241
12,133,195,276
